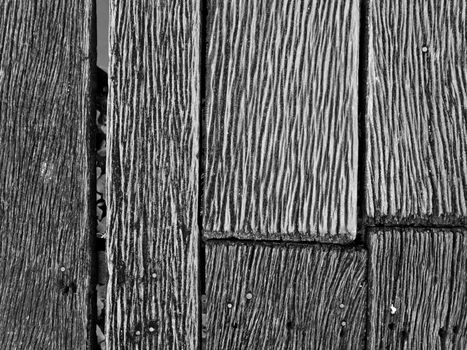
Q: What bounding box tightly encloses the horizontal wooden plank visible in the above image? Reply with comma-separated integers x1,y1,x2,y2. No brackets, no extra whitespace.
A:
205,242,367,349
368,228,467,349
366,0,467,224
106,1,200,349
0,0,94,348
203,0,360,241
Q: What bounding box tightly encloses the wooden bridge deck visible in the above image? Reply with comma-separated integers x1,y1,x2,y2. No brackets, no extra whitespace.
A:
0,0,466,349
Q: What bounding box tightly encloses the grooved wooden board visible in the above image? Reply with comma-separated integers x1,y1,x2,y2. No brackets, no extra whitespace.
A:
366,0,467,224
368,228,467,349
0,1,94,349
203,0,360,241
205,243,367,349
107,1,200,349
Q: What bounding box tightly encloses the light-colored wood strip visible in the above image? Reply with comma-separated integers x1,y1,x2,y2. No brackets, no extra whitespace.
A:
107,1,200,349
368,228,467,349
203,0,360,242
206,242,367,349
0,0,94,348
366,0,467,224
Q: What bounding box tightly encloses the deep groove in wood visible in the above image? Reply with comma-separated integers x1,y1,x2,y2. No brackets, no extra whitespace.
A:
204,237,366,250
367,223,467,230
88,0,98,348
199,0,207,348
357,0,369,233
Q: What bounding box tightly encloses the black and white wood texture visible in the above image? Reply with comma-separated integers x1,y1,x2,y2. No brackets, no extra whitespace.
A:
205,242,367,349
107,1,200,349
366,0,467,224
203,0,360,242
368,228,467,349
0,0,94,349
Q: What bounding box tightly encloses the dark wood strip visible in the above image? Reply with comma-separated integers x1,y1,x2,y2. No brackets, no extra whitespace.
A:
368,228,467,349
366,0,467,225
107,1,200,348
205,242,367,349
203,0,360,242
0,0,94,348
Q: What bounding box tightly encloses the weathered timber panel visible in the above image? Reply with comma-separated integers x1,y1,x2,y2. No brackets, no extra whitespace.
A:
205,242,367,349
368,229,467,349
203,0,360,241
366,0,467,224
0,1,94,349
107,1,200,349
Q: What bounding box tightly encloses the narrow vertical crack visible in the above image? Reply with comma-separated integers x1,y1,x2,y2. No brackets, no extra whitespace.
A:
94,66,108,350
93,1,110,349
357,0,369,235
198,0,208,348
358,1,370,349
87,0,98,349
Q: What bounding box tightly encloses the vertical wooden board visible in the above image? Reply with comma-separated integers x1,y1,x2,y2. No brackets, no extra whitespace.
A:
203,0,360,242
107,1,200,349
368,229,467,349
366,0,467,225
205,243,367,349
0,0,94,349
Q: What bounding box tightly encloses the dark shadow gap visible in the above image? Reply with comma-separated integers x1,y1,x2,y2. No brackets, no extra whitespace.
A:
357,0,369,235
94,1,109,349
204,237,367,250
88,0,98,349
198,0,208,348
357,2,370,348
366,223,467,230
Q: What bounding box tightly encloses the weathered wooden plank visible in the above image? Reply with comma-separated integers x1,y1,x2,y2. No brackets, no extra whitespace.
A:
205,242,367,349
366,0,467,224
107,1,200,349
368,228,467,349
0,0,94,349
203,0,360,241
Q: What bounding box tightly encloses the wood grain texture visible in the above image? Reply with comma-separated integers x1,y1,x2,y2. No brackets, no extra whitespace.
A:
366,0,467,224
368,228,467,349
205,242,367,349
0,0,94,349
203,0,360,241
107,1,200,349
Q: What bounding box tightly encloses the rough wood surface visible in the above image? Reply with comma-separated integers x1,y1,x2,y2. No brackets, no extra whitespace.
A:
0,1,94,349
366,0,467,224
368,228,467,349
205,242,367,349
107,1,200,349
203,0,360,241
